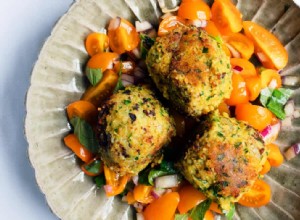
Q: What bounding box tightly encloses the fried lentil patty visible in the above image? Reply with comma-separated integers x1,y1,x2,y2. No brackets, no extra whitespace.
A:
177,112,268,210
146,25,232,118
97,85,176,176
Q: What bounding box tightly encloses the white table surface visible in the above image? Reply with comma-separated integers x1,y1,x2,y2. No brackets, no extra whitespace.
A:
0,1,73,219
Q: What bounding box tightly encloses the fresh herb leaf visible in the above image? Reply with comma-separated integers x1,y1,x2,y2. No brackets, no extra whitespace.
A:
160,160,177,173
175,213,189,220
94,174,106,188
189,199,212,220
140,34,155,59
138,167,152,185
202,47,209,53
83,159,102,174
213,35,223,44
260,87,273,107
86,67,103,86
225,203,235,220
70,117,99,153
260,88,293,119
148,170,168,185
114,63,125,93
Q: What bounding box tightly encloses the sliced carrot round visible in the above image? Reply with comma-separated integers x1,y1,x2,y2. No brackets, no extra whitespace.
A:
64,134,93,163
86,52,119,70
203,20,221,37
235,103,273,131
108,17,140,54
211,0,243,35
223,33,254,60
230,58,257,78
85,32,109,56
158,16,186,37
260,160,271,175
266,143,284,167
226,73,249,106
243,21,288,70
238,179,271,207
259,68,282,88
143,192,180,220
178,184,207,214
245,76,262,101
178,0,211,20
66,100,97,125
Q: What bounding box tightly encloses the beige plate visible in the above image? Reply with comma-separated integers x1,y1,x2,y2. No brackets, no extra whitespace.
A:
25,0,300,219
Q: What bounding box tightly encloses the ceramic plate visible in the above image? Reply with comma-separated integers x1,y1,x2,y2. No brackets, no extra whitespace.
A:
25,0,300,219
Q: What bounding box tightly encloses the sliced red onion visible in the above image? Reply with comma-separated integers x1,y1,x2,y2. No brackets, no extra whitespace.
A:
256,52,268,62
103,185,113,194
284,143,300,160
260,122,281,145
151,188,166,199
197,11,207,20
268,79,278,89
284,100,295,117
226,43,241,58
108,17,121,31
131,47,141,59
282,75,299,86
135,21,153,32
121,74,135,84
136,213,145,220
132,175,139,185
190,19,207,28
154,174,179,189
233,65,243,73
134,67,147,79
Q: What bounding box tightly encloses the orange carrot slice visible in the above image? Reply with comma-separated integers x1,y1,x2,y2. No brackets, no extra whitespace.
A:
211,0,243,35
243,21,288,70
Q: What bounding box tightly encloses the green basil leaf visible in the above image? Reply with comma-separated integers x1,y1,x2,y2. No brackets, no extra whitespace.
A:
260,87,273,107
225,203,235,220
138,167,152,185
175,213,189,220
148,170,168,185
160,160,176,173
70,117,99,153
83,159,102,174
277,88,293,104
94,174,106,188
140,34,155,59
86,67,103,86
189,199,212,220
114,63,125,93
266,97,286,119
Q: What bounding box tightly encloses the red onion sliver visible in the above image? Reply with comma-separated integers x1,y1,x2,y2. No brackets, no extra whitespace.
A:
226,43,241,58
150,191,160,199
122,80,134,87
108,17,121,31
260,122,281,145
260,125,272,137
233,65,243,72
135,21,153,32
154,174,179,189
136,213,145,220
284,143,300,160
103,185,113,193
121,73,135,83
131,47,141,59
132,175,139,185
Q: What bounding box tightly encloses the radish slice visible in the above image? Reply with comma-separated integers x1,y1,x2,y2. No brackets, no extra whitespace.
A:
260,122,281,145
108,17,121,31
284,143,300,160
154,174,179,188
135,21,153,32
